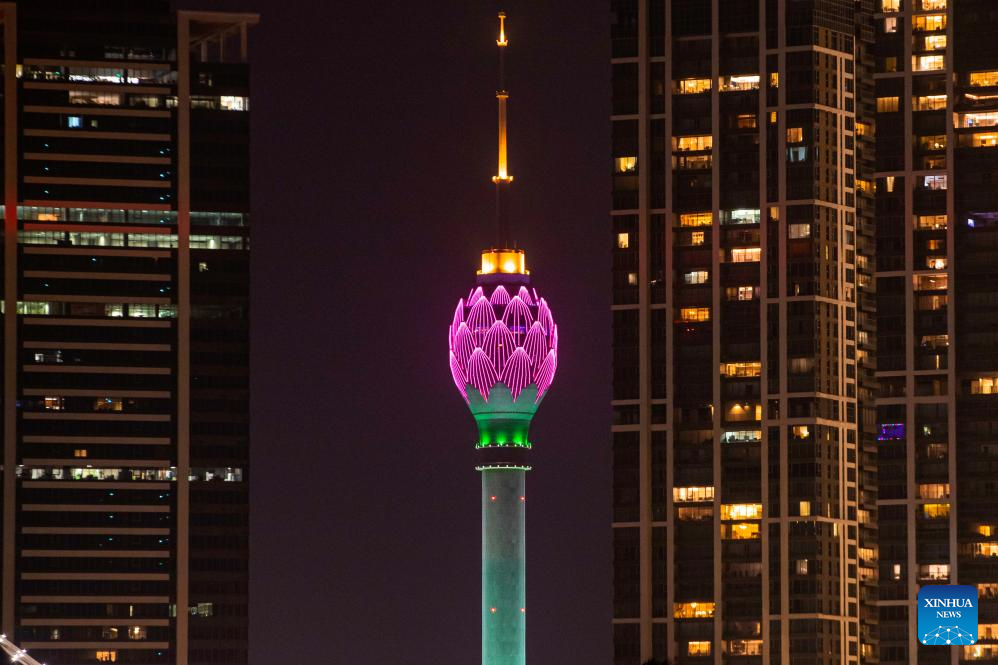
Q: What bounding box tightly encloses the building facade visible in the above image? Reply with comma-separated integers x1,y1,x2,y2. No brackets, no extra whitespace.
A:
610,1,878,663
875,1,998,663
0,2,255,664
612,0,998,663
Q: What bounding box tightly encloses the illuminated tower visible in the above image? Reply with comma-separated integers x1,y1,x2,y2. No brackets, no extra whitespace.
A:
447,13,558,665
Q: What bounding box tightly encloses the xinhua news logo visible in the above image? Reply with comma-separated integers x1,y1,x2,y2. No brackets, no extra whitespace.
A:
918,585,978,646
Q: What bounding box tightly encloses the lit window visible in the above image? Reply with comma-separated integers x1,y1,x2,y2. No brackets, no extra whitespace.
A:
914,274,948,291
920,0,946,9
964,132,998,148
73,449,87,458
884,16,897,33
675,135,712,151
721,208,760,225
736,113,757,129
922,503,950,519
683,270,709,285
96,652,118,663
923,175,947,190
626,272,638,286
795,559,809,575
914,95,947,111
94,398,124,412
918,483,950,499
219,95,249,111
614,156,637,173
884,175,896,192
913,55,945,71
719,74,760,92
981,583,998,597
960,112,998,128
925,35,946,51
881,0,899,10
723,285,755,300
725,402,761,422
891,563,902,580
691,231,705,246
674,154,712,170
878,423,905,441
676,78,711,94
799,501,811,517
67,115,82,128
722,522,760,539
722,430,761,443
674,601,715,619
919,134,947,150
926,257,947,269
43,396,63,411
877,96,900,113
964,645,998,661
673,486,714,502
912,14,946,32
923,34,947,51
769,72,779,88
920,563,950,580
720,503,762,520
198,261,209,272
616,232,630,249
101,627,118,639
787,146,808,162
720,362,761,378
680,212,712,227
680,307,710,323
970,71,998,87
915,214,947,229
128,626,146,640
728,247,761,263
972,377,998,394
787,127,803,142
725,639,763,656
688,641,711,656
677,506,712,521
978,525,995,537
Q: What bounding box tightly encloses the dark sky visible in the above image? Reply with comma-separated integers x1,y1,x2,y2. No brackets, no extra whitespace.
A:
176,1,611,662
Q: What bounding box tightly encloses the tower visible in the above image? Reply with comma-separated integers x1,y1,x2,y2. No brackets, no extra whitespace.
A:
447,13,558,665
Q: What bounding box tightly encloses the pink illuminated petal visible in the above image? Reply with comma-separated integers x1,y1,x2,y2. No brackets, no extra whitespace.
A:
490,285,511,307
483,320,516,372
502,348,532,401
467,297,497,342
523,322,548,368
450,299,465,346
537,299,552,334
534,349,557,400
517,286,535,307
467,286,484,308
466,348,499,401
454,323,476,369
549,323,559,354
502,296,533,341
449,351,468,403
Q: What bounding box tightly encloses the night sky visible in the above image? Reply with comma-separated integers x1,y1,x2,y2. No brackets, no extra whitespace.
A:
175,1,611,662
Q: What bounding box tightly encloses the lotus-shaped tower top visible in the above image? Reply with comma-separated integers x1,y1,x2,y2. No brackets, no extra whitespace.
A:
448,249,557,447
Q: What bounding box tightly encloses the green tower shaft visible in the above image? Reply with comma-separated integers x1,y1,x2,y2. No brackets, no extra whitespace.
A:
481,467,526,665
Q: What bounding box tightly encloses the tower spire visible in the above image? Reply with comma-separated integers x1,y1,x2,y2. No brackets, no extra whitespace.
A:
492,11,512,248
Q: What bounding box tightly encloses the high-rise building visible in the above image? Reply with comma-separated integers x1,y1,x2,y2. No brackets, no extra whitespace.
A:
447,13,559,665
875,1,998,664
610,1,878,663
0,2,256,664
612,0,998,663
